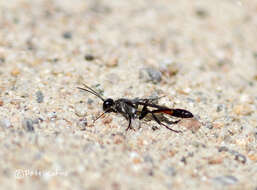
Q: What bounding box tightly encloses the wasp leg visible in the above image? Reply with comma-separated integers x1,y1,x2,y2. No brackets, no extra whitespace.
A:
151,113,181,133
168,119,181,124
139,105,148,120
126,115,135,131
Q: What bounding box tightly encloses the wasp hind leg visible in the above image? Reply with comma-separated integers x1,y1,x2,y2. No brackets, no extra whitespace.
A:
151,113,181,133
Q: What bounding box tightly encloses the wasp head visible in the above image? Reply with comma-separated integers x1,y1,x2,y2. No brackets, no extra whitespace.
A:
103,98,114,112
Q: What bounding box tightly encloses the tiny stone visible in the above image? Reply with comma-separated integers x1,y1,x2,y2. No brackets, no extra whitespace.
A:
234,153,247,164
254,132,257,141
152,126,159,131
205,121,213,129
212,175,238,186
179,118,201,132
181,156,187,164
144,155,153,163
36,90,44,103
216,104,224,112
218,146,229,152
87,98,94,104
75,104,87,117
252,52,257,59
148,170,154,176
84,54,95,61
0,57,5,64
83,143,95,153
3,169,10,177
0,119,12,128
62,31,72,39
195,8,208,18
229,150,247,164
139,67,162,84
187,98,195,103
0,99,3,106
78,118,88,130
11,68,20,76
165,167,176,176
52,58,59,62
194,114,201,120
159,59,179,76
32,118,40,124
106,57,118,67
48,112,57,121
22,118,35,132
233,104,252,116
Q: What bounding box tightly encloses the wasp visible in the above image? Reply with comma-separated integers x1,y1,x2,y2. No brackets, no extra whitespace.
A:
78,84,194,133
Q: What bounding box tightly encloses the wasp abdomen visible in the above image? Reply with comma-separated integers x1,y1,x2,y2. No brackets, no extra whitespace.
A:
172,109,194,118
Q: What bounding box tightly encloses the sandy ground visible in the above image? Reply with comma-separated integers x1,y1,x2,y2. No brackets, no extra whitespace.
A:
0,0,257,189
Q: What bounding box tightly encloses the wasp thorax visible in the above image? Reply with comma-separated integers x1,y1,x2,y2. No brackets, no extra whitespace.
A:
103,98,114,111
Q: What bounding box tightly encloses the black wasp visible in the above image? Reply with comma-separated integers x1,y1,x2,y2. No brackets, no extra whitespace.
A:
78,84,194,133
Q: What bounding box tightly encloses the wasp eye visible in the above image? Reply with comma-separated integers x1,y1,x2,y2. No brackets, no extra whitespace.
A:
103,98,114,111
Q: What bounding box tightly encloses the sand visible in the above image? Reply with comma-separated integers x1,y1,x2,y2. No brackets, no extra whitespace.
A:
0,0,256,189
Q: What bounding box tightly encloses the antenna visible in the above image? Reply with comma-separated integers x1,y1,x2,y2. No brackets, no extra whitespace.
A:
77,84,105,102
93,109,111,123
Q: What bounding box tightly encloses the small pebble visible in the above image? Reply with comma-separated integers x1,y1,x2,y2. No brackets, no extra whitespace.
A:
62,31,72,39
218,146,229,152
139,67,162,84
48,112,57,121
0,57,5,64
105,57,118,67
205,121,213,129
218,146,247,164
179,118,201,132
212,175,238,186
11,68,20,76
248,153,257,161
112,133,125,144
77,118,88,130
36,90,44,103
83,143,96,153
208,156,223,165
32,118,41,124
229,150,247,164
22,118,35,132
233,104,252,116
165,166,176,176
181,156,187,164
159,59,179,76
234,153,247,164
144,155,153,163
152,125,159,131
0,119,12,128
102,116,112,125
195,8,208,18
75,104,87,117
216,104,225,112
254,132,257,140
87,98,94,105
0,99,3,106
84,54,95,61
